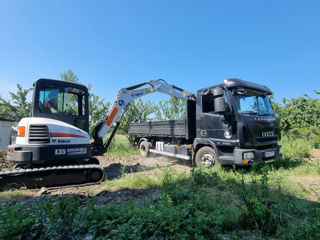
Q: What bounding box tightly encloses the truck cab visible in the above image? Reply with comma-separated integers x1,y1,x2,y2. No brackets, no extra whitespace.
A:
195,78,281,166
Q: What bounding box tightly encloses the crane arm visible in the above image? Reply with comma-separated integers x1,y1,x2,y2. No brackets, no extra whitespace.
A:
91,79,195,155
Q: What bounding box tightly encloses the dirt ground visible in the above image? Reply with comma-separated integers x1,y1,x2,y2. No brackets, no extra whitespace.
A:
291,176,320,202
1,150,320,206
0,154,191,206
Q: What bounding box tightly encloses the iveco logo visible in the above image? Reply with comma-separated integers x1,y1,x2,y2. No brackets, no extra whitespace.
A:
262,131,274,138
224,130,232,139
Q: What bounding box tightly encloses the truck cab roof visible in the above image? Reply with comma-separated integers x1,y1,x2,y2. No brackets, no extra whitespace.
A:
198,78,272,95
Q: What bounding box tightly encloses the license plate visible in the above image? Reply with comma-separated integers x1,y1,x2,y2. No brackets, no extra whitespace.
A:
264,151,275,158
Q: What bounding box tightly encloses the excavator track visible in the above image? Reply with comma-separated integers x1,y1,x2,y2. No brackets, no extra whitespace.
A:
0,164,105,190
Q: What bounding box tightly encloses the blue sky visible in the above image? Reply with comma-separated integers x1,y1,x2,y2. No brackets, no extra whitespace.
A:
0,0,319,104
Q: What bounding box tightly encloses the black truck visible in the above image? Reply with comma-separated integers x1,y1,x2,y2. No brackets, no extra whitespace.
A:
128,78,281,167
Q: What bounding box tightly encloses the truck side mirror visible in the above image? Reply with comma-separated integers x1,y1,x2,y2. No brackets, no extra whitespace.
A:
212,87,225,113
212,87,223,97
214,96,226,113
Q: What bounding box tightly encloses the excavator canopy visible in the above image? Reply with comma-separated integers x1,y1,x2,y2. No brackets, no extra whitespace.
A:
32,79,90,133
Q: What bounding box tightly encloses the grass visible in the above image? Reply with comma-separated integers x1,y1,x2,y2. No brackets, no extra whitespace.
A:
105,134,139,156
0,189,31,201
102,165,188,191
103,169,163,190
1,164,320,239
280,135,312,159
1,132,320,239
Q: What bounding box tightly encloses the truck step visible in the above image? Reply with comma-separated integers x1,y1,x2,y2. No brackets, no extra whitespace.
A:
149,149,191,160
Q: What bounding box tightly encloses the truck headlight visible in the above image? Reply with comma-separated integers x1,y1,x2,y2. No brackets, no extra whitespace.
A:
243,152,255,159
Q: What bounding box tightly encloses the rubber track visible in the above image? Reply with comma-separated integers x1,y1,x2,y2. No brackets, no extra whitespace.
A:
0,164,105,190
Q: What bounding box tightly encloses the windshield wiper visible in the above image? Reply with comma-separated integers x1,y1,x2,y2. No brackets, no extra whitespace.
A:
240,111,259,115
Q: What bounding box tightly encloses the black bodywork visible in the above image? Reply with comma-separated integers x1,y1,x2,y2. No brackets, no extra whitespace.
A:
128,100,196,140
7,144,92,165
129,78,281,165
195,78,281,164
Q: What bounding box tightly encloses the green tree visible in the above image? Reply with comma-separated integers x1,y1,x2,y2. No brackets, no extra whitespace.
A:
276,91,320,132
118,98,157,135
88,84,110,134
61,69,79,83
154,97,186,120
0,84,32,121
60,69,110,134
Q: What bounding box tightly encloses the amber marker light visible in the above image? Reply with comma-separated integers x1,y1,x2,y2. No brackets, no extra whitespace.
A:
17,126,26,137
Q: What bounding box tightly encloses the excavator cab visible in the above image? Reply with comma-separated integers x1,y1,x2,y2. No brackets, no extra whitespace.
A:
32,79,90,133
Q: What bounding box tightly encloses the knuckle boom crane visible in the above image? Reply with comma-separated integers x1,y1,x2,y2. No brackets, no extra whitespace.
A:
91,79,195,156
0,78,194,189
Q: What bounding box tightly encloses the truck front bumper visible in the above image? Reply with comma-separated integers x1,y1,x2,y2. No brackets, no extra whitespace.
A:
232,145,281,165
7,144,92,165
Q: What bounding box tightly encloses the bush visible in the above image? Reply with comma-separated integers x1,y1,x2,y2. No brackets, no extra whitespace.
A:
273,91,320,132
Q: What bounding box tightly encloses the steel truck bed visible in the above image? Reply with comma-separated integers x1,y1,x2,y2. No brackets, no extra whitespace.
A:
128,120,187,138
129,100,196,140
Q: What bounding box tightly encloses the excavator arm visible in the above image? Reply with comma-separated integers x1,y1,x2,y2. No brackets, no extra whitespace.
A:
91,79,195,155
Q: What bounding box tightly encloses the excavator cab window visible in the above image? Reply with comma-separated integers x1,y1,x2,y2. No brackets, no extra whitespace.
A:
38,87,84,116
32,79,89,133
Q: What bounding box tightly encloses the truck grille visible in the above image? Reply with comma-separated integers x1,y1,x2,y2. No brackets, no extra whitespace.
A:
29,125,50,143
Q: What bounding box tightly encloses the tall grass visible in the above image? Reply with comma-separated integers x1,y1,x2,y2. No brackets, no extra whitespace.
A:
1,166,319,239
105,134,139,156
280,126,320,159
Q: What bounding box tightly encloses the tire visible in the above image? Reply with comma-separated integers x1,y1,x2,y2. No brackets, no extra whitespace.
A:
195,146,220,168
139,141,150,158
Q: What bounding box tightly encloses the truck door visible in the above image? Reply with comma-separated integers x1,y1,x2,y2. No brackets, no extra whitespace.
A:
196,89,234,140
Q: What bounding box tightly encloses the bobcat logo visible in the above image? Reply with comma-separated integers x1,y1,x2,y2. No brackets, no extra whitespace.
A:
118,100,125,106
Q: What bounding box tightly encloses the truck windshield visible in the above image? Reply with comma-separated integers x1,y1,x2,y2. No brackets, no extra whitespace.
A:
234,91,274,116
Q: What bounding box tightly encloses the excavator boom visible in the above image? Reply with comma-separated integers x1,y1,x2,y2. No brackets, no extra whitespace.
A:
92,79,195,155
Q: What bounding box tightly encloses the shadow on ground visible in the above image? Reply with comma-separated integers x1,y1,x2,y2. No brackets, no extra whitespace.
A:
0,188,161,209
103,163,154,180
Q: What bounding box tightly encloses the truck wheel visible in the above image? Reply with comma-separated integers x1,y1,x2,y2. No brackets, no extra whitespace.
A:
139,141,150,158
195,146,220,168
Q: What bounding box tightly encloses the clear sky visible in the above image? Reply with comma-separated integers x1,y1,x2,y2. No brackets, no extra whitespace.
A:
0,0,319,103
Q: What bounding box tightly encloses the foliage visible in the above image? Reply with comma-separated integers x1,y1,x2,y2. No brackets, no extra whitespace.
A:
272,91,320,132
280,135,312,159
105,134,139,156
299,208,320,240
154,97,186,120
234,167,281,234
118,98,157,135
1,161,320,239
0,84,32,121
60,69,110,134
88,84,110,134
60,69,79,83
